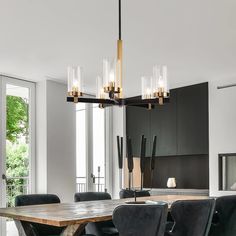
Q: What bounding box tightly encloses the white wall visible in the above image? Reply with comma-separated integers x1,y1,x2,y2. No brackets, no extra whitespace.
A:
36,80,76,202
209,79,236,197
36,81,47,193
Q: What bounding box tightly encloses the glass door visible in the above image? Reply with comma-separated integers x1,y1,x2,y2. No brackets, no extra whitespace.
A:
76,104,106,193
92,105,105,192
0,76,35,236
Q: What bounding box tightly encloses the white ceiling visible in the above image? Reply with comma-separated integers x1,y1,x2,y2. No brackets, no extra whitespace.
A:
1,0,236,96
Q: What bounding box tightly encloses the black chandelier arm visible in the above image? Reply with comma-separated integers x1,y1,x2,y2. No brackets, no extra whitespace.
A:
67,96,170,108
119,0,122,40
67,96,116,105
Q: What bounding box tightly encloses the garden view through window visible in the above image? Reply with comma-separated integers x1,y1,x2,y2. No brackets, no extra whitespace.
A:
5,84,31,236
6,84,30,207
76,104,105,192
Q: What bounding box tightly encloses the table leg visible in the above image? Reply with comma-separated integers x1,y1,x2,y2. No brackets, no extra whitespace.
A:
61,223,87,236
14,220,38,236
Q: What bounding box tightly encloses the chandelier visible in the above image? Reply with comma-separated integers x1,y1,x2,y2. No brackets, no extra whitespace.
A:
67,0,169,107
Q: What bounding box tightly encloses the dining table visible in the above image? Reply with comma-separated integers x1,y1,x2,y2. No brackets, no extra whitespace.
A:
0,194,209,236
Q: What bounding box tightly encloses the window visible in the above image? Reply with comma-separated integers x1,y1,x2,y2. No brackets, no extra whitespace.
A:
92,105,105,192
76,104,86,192
0,77,35,236
76,104,106,192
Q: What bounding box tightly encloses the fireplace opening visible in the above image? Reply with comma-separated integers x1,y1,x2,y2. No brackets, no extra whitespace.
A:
219,153,236,191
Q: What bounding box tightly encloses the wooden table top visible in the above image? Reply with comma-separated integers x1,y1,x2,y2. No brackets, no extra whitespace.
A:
0,195,209,227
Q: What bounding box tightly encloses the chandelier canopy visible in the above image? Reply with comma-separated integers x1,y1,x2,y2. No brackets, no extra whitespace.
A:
67,0,169,107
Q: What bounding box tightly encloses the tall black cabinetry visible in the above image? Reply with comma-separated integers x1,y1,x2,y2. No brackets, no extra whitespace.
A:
126,83,209,157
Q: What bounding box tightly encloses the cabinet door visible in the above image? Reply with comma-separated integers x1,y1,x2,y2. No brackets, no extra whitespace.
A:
177,83,209,155
150,89,177,156
126,106,151,157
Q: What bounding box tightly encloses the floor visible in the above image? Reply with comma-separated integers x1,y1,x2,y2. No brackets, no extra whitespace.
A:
7,221,18,236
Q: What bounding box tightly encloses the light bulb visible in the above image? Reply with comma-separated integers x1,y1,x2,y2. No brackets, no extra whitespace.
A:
109,70,115,82
158,78,164,88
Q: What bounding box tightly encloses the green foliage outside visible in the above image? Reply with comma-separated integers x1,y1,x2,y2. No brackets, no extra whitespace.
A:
6,95,29,207
7,96,28,143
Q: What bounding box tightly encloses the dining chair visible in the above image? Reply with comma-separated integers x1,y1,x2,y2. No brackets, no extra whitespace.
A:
113,202,168,236
119,189,150,199
15,194,65,236
15,194,94,236
74,191,112,202
74,192,119,236
209,195,236,236
165,199,215,236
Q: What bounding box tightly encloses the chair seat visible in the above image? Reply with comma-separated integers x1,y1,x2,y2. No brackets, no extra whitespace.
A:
74,192,118,236
165,221,174,232
102,226,119,235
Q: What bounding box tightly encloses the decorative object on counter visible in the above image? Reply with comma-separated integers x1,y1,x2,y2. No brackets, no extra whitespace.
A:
67,0,169,107
167,177,177,188
117,136,123,190
140,135,147,190
230,182,236,191
150,136,157,189
127,137,134,190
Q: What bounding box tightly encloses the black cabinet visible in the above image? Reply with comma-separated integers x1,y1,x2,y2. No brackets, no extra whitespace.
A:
150,89,177,156
177,83,209,155
126,82,209,157
126,106,151,157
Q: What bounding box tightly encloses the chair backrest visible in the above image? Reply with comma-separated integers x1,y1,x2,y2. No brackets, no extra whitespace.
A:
15,194,60,206
209,195,236,236
15,194,63,236
74,192,113,236
169,199,215,236
113,202,168,236
74,192,112,202
119,189,150,199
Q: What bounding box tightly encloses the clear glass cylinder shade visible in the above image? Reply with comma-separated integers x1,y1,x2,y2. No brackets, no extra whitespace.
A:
161,65,169,95
96,76,105,99
152,65,169,97
141,76,153,99
152,65,161,94
67,66,73,94
102,59,110,88
103,58,119,91
109,59,116,84
67,66,83,95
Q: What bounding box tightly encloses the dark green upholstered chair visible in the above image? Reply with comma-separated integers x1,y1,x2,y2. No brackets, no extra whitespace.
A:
113,202,168,236
15,194,93,236
74,192,118,236
119,189,150,199
209,195,236,236
74,192,112,202
15,194,65,236
165,199,215,236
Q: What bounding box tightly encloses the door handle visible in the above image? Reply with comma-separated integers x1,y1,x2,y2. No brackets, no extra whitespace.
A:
2,174,7,181
91,174,95,184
